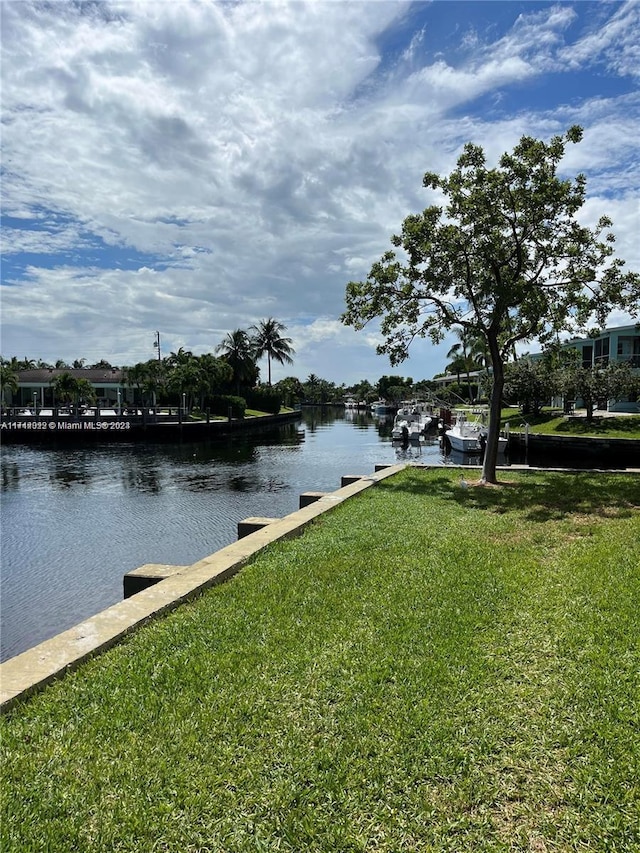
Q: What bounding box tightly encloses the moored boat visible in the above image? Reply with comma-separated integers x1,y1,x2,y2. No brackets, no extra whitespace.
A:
391,404,433,443
443,411,507,454
371,400,397,416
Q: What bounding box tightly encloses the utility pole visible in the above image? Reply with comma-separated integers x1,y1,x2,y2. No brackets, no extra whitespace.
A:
154,331,161,362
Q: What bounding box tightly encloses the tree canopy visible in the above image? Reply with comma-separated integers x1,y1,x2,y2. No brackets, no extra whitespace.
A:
216,329,259,396
343,126,639,483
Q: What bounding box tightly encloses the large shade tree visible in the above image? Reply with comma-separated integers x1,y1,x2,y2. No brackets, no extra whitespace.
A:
250,318,295,386
343,126,639,483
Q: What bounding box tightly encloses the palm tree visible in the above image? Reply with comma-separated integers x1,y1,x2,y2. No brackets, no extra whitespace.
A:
197,353,232,409
75,378,96,407
0,363,19,408
167,360,202,413
18,357,37,370
468,332,491,400
51,372,95,409
144,359,166,407
273,376,304,408
469,332,490,371
166,347,193,368
52,371,78,405
446,327,476,402
125,362,150,406
304,373,321,404
250,318,295,386
216,330,257,395
445,354,466,386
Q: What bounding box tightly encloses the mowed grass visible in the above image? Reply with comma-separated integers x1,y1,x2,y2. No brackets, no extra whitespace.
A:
502,410,640,439
2,468,639,852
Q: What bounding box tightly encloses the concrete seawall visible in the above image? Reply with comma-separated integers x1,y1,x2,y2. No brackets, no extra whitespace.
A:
0,464,403,711
4,459,639,711
508,432,640,466
0,409,302,444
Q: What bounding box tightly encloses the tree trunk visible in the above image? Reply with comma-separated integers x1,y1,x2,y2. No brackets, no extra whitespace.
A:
481,337,504,485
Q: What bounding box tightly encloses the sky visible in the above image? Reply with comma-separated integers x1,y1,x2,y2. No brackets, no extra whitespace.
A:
1,0,639,386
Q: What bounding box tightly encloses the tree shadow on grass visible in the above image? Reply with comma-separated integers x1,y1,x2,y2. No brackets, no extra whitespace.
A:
554,416,640,436
383,470,640,522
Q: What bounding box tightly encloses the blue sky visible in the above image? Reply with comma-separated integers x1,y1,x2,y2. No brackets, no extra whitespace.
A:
1,0,638,385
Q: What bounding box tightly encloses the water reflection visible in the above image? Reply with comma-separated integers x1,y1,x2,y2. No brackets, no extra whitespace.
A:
2,407,540,661
393,442,425,462
49,461,92,489
121,468,162,494
0,409,402,660
1,462,20,492
343,409,373,430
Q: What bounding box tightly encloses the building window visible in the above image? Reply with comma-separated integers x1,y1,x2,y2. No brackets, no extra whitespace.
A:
594,337,609,366
582,344,593,369
617,336,640,368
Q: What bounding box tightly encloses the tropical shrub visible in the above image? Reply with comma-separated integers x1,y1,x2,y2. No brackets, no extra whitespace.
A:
245,386,282,415
208,395,246,419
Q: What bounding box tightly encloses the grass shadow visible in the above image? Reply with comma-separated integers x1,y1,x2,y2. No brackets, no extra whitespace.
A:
554,416,640,436
383,470,640,522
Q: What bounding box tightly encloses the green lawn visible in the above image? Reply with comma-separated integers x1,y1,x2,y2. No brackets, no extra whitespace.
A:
501,409,640,439
2,468,639,852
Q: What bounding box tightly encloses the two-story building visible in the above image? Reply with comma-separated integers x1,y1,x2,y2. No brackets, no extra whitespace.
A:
558,323,639,412
430,323,639,413
566,324,639,370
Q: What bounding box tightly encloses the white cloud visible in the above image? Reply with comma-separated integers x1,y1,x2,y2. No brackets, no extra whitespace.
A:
559,0,640,79
1,0,638,383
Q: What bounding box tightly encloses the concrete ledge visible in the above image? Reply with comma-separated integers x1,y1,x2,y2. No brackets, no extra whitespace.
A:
341,474,366,487
237,517,280,539
299,491,327,508
0,463,406,711
123,564,188,598
508,432,640,465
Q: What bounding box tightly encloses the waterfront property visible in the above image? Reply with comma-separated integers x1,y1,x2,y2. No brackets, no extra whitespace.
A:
568,323,640,371
0,409,394,662
556,323,640,412
431,324,640,413
3,367,130,410
1,467,638,851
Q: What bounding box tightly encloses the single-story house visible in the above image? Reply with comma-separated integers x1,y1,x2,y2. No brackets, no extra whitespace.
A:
4,368,133,409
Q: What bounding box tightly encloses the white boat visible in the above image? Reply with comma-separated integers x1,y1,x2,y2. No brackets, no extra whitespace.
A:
443,411,507,454
371,400,397,416
392,405,432,443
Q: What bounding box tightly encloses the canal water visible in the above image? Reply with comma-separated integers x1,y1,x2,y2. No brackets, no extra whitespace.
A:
2,407,456,662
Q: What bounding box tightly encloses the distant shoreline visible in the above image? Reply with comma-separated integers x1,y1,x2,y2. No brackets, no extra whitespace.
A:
0,409,302,444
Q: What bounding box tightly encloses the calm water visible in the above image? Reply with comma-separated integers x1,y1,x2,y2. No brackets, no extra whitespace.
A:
1,408,451,662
